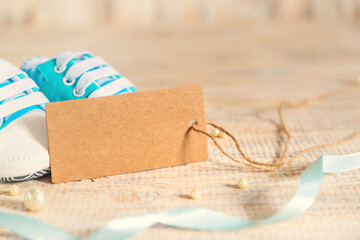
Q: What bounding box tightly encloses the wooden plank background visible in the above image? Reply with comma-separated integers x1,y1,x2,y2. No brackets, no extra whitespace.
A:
1,0,360,29
1,21,360,239
1,1,360,239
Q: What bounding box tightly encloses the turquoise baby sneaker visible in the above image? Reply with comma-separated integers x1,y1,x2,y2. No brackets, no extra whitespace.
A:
0,59,50,182
21,51,137,102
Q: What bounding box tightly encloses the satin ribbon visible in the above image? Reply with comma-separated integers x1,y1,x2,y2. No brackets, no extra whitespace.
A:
1,152,360,240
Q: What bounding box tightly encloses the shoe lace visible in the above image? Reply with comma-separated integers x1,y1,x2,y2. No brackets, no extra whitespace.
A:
0,59,48,128
54,51,135,98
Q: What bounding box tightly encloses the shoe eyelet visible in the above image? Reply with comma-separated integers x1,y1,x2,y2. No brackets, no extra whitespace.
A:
62,77,74,86
54,66,65,74
73,88,85,97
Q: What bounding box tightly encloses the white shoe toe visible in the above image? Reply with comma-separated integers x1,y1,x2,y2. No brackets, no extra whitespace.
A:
0,113,49,178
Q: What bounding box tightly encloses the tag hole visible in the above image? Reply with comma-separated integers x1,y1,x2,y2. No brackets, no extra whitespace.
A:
189,120,198,127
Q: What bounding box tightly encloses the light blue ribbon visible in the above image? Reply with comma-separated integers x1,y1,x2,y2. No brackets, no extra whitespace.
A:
1,152,360,240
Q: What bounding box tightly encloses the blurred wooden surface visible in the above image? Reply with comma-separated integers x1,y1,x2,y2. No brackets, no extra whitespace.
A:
1,22,360,239
1,0,360,29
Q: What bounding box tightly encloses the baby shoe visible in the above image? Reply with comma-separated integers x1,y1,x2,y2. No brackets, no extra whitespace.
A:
21,51,137,102
0,59,50,182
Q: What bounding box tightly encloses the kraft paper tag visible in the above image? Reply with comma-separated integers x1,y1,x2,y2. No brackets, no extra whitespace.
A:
46,84,208,183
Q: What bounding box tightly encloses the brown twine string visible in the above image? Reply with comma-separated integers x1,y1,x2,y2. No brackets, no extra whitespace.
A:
190,84,360,171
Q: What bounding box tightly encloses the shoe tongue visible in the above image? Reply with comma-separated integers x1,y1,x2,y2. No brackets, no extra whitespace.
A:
67,53,118,89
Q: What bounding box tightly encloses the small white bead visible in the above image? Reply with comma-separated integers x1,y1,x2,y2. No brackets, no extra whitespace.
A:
238,179,248,189
191,188,201,200
211,128,220,137
218,131,227,138
211,128,226,138
24,188,45,212
8,185,20,196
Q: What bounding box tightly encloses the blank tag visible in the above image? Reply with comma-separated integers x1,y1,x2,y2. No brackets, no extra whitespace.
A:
46,84,208,183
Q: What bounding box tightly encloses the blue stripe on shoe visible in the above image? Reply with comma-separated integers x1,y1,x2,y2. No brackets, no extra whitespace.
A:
0,76,45,131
